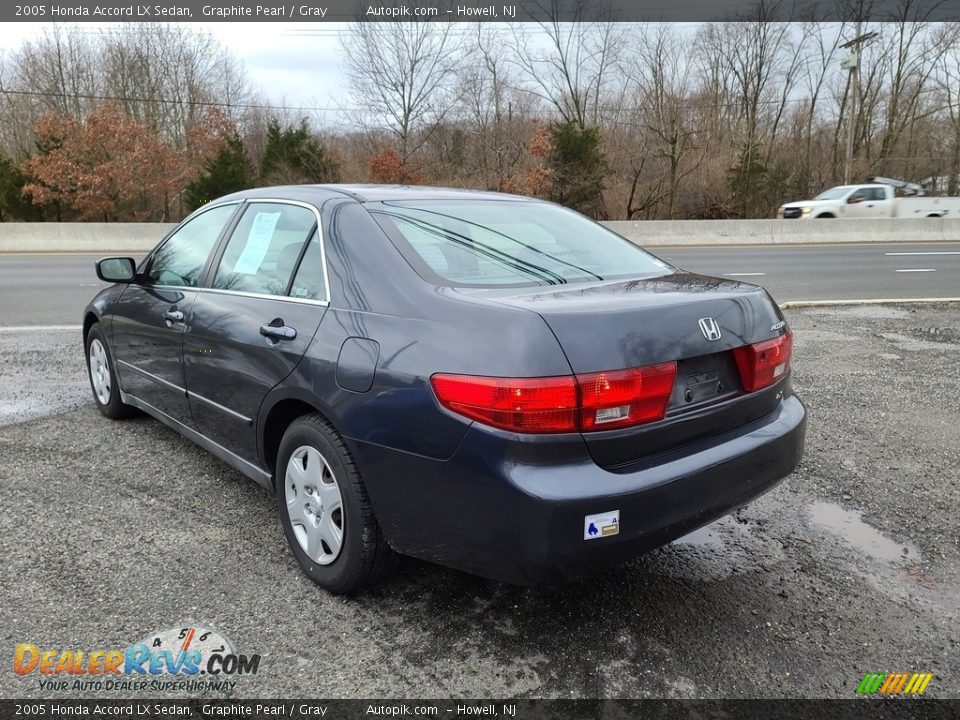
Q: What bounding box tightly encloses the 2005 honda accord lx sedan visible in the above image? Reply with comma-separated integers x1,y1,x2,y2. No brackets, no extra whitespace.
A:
84,185,806,593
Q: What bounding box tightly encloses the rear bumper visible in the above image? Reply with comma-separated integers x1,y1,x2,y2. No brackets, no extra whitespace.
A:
350,393,806,585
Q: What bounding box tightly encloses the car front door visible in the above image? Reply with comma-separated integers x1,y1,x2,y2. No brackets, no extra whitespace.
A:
111,203,240,425
182,201,328,463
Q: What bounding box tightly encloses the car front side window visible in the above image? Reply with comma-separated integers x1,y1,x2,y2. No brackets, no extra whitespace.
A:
147,204,238,287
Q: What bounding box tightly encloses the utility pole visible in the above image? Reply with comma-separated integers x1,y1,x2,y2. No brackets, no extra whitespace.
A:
841,24,879,184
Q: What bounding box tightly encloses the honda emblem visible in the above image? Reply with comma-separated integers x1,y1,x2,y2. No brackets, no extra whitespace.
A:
698,317,722,341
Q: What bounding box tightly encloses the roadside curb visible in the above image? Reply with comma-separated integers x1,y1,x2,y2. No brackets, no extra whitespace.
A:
781,297,960,309
0,324,83,332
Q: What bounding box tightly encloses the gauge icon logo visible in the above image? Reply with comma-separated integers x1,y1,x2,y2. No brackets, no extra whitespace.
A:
128,625,259,677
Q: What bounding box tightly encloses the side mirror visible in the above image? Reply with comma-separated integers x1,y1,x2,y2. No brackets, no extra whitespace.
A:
96,257,137,283
847,195,864,204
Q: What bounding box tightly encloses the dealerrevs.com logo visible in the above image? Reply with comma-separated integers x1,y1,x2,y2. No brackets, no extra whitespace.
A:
13,625,261,693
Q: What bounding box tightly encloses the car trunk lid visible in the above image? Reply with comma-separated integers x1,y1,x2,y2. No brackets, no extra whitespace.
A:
460,272,788,468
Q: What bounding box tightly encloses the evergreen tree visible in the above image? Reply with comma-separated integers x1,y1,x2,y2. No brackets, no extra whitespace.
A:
184,134,252,210
546,121,608,219
259,119,340,185
726,145,768,218
0,154,42,221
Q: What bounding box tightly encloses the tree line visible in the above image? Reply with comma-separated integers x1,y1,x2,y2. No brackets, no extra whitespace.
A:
1,8,959,222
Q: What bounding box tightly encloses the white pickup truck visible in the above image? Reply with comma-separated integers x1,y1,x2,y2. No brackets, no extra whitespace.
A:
777,183,960,219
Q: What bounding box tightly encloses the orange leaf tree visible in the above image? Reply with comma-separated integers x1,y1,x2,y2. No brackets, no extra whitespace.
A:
500,123,552,196
22,102,229,221
368,146,424,185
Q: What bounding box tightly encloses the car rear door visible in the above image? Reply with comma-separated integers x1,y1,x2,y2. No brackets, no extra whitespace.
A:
182,200,328,464
845,186,889,218
111,202,240,425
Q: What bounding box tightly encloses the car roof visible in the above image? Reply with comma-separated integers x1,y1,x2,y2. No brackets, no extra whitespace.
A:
215,184,535,205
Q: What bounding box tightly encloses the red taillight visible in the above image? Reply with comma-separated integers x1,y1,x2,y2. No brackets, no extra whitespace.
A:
430,374,579,433
431,361,678,434
733,330,793,392
577,362,677,431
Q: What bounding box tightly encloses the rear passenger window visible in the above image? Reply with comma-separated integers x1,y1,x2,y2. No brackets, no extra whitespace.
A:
289,230,327,301
213,203,316,296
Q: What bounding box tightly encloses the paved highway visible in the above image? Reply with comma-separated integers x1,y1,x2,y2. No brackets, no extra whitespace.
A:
2,242,959,326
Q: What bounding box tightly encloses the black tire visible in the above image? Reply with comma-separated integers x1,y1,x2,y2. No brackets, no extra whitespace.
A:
84,323,136,419
815,213,835,219
275,413,398,594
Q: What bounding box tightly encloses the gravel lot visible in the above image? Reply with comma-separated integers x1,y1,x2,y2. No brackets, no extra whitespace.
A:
1,304,958,699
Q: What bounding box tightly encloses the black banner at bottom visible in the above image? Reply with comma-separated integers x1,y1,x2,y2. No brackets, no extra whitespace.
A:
3,699,959,720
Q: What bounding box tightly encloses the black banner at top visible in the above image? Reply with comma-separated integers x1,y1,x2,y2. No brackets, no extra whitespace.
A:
3,0,960,23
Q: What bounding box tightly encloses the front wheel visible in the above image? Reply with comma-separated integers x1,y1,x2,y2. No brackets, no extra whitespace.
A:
276,414,397,594
85,323,136,419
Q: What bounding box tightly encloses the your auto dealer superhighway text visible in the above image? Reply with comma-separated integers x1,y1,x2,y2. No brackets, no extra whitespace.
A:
45,4,331,18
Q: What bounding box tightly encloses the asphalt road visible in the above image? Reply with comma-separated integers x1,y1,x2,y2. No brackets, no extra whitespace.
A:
1,304,958,699
2,242,959,326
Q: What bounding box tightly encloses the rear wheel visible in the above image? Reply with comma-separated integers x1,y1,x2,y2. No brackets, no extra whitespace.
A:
85,323,136,419
276,413,397,593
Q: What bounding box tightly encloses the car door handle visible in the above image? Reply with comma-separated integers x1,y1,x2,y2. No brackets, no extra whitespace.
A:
260,322,297,341
163,309,184,323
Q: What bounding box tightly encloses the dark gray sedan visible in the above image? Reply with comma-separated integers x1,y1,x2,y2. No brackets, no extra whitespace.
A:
83,185,806,593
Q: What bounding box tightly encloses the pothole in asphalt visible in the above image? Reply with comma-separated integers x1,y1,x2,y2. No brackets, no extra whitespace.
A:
675,515,758,550
807,500,921,563
644,516,776,581
676,524,727,549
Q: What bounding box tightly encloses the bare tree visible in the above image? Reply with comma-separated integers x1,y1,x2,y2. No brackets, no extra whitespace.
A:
623,25,707,219
874,4,954,170
510,0,626,129
934,25,960,193
9,26,99,119
342,14,464,174
458,26,539,190
797,21,847,187
1,24,251,158
695,7,816,215
101,25,253,143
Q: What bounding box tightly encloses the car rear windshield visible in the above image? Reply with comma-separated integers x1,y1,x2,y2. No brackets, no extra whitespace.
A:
369,200,671,287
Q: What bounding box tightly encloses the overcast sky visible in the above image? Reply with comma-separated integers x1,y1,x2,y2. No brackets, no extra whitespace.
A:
0,22,359,111
0,22,575,119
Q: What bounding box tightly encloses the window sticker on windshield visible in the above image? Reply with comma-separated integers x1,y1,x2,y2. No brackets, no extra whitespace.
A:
233,212,281,275
584,510,620,540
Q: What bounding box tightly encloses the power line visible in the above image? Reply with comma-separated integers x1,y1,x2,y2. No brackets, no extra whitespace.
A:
2,82,956,120
0,87,349,114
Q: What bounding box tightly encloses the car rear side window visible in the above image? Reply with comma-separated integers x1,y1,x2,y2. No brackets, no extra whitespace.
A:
213,203,317,296
288,230,326,301
370,200,670,287
148,204,237,287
